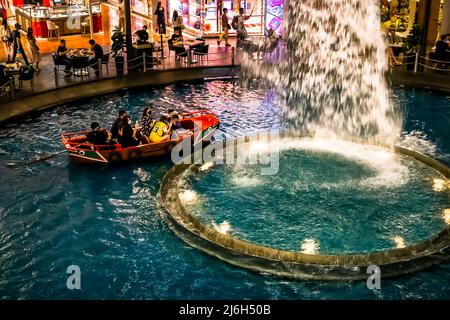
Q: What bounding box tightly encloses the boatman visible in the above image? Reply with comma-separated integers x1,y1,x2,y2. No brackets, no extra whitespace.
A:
87,122,111,145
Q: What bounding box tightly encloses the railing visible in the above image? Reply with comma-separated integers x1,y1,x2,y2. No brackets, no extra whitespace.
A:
394,53,450,73
417,54,450,72
51,47,237,87
0,78,15,99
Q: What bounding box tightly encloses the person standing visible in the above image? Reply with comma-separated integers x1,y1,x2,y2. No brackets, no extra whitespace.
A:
172,10,182,35
11,23,29,65
237,8,251,49
26,27,41,71
1,18,13,62
154,1,166,35
217,8,230,47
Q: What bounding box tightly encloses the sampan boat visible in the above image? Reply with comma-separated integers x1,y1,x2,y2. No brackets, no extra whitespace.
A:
61,110,219,164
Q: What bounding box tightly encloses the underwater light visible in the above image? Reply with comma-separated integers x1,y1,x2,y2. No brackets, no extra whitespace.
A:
444,209,450,225
301,239,318,255
213,221,232,235
392,236,406,249
179,190,198,204
433,179,447,192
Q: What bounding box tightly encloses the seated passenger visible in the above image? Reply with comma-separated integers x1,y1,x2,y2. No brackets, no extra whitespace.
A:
86,122,111,145
141,107,155,138
150,115,172,143
170,114,181,130
111,110,127,141
168,108,183,120
117,115,140,148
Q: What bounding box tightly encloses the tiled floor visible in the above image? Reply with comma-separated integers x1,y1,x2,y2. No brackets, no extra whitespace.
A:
1,37,240,103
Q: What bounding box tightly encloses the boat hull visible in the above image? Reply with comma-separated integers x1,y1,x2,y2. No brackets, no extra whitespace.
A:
61,111,219,165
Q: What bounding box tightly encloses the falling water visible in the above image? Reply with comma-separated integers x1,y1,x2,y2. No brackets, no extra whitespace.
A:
242,0,402,146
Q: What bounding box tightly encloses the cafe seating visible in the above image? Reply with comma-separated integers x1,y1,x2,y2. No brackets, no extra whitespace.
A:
71,57,90,78
5,8,16,22
51,52,67,74
47,20,61,40
192,44,209,61
81,17,90,36
168,39,177,61
101,52,110,75
18,66,35,89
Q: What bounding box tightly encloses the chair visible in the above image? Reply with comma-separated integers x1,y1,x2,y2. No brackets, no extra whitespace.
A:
18,66,35,89
47,20,60,40
168,39,177,60
81,17,90,36
6,8,16,22
101,52,110,75
52,52,66,72
193,44,209,61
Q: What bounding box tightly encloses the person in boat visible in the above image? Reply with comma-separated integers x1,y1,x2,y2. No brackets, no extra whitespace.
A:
117,115,147,148
111,110,127,141
168,108,183,121
141,107,155,139
86,122,112,145
170,114,181,130
150,115,172,143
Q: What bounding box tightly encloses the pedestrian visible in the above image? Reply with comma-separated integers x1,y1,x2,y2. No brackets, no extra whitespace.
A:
26,27,41,70
11,23,29,65
154,1,166,35
217,8,231,47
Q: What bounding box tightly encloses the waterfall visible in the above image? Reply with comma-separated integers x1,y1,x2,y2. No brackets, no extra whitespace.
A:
241,0,402,146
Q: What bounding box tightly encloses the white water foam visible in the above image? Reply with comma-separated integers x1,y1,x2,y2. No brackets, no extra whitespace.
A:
246,138,410,188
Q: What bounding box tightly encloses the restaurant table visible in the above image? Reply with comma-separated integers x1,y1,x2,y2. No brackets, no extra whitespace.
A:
181,39,205,64
1,62,24,76
133,43,156,68
67,49,94,76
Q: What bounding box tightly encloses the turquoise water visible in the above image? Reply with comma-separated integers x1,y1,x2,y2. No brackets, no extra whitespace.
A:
184,147,448,254
0,81,449,299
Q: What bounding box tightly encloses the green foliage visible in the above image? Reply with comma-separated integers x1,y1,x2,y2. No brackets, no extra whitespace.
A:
402,24,421,53
111,27,125,57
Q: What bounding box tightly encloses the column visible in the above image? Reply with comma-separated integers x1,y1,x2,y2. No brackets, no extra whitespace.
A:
442,0,450,34
417,0,441,50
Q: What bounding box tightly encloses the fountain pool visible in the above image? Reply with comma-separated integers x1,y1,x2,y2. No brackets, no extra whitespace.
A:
0,81,449,298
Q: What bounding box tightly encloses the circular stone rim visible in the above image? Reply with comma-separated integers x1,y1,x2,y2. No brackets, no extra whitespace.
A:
159,132,450,280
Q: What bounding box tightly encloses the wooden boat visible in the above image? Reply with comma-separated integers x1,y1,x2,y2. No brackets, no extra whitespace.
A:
61,110,219,164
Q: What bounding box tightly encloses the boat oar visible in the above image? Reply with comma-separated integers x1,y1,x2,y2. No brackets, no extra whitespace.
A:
5,149,68,168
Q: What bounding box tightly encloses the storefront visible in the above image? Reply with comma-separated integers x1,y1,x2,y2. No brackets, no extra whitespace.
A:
10,0,102,38
167,0,266,37
265,0,283,35
105,0,152,37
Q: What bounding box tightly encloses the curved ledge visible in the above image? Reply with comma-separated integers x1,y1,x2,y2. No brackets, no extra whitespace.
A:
0,65,238,126
159,133,450,280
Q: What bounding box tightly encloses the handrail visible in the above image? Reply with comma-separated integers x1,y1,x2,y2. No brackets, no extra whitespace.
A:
418,62,450,72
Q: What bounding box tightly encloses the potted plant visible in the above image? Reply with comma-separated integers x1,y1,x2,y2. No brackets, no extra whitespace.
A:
402,24,421,71
111,26,125,75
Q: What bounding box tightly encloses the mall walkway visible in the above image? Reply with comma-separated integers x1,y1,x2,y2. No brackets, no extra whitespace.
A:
0,37,240,103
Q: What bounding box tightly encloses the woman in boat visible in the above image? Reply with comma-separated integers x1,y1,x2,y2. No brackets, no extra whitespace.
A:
141,107,155,140
117,115,141,148
150,115,172,143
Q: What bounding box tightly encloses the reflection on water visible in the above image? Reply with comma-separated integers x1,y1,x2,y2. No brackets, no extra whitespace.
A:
0,81,449,299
